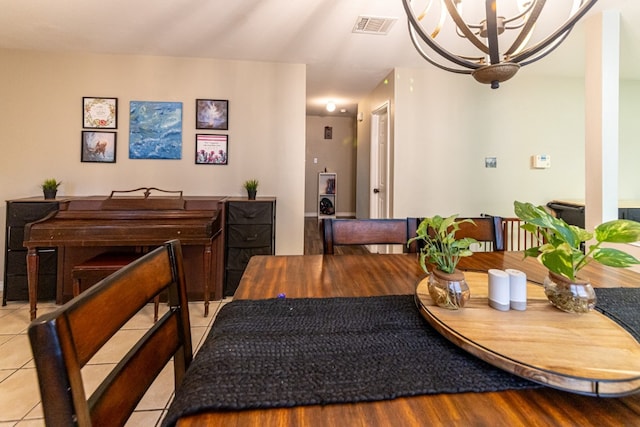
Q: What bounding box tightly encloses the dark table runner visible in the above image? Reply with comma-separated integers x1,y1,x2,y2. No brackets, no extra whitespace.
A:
163,289,640,426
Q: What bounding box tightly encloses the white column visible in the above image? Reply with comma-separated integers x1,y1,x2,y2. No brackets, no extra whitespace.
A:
584,10,620,229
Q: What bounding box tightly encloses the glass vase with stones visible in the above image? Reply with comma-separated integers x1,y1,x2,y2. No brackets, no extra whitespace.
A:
428,269,470,310
543,271,596,313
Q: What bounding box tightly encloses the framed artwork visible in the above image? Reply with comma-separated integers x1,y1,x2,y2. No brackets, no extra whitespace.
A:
196,99,228,130
83,97,117,129
324,126,333,139
195,134,228,165
129,101,183,159
81,131,117,163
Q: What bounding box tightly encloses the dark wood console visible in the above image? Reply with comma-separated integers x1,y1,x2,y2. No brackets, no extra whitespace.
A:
20,193,225,319
225,197,276,296
3,199,59,305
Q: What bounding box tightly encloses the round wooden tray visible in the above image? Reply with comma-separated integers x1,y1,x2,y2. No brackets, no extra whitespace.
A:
415,271,640,397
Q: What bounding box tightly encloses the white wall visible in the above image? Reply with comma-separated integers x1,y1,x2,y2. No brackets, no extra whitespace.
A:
619,80,640,201
355,71,395,218
357,65,638,222
392,67,587,219
0,49,306,279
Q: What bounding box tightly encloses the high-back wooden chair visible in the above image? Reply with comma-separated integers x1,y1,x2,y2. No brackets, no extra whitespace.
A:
453,216,504,252
28,239,192,427
323,218,421,254
501,217,545,251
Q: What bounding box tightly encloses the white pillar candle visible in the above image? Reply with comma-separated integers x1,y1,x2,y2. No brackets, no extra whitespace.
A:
506,268,527,311
488,269,510,311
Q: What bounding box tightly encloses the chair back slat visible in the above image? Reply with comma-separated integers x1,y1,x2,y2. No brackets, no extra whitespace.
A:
28,239,192,427
453,216,504,252
323,218,420,254
502,217,545,251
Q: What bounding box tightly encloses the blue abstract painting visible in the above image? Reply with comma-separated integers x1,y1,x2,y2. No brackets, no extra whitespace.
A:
129,101,183,159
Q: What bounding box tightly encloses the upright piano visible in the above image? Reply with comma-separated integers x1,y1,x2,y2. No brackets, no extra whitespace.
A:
23,189,225,320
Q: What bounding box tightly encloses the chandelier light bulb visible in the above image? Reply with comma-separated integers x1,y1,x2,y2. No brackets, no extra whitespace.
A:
326,101,336,112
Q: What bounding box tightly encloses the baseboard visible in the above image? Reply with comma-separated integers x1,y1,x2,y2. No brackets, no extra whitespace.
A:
305,212,356,218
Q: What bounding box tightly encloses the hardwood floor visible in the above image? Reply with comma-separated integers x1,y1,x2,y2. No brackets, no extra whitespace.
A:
304,217,369,255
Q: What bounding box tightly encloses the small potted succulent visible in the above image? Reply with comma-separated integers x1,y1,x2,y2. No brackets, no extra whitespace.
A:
41,178,62,200
408,214,477,309
243,179,259,200
514,201,640,312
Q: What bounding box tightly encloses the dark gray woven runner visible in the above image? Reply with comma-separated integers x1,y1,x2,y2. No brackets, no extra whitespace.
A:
594,287,640,342
163,289,640,426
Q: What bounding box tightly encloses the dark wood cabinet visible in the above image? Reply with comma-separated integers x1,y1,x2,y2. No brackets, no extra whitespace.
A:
224,198,276,296
548,200,640,228
619,207,640,222
3,199,59,305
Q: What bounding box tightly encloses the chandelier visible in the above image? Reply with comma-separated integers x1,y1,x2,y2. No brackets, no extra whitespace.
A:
401,0,598,88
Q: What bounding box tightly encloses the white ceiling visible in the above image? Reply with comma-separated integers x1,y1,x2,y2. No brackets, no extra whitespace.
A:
1,0,638,117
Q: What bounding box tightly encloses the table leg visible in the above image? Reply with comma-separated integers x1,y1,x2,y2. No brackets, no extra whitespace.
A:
26,248,40,320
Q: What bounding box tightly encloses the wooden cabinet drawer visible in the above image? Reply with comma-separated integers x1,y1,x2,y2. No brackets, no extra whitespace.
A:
226,247,272,270
227,202,273,225
7,226,25,250
6,249,56,274
3,273,57,301
224,270,244,297
7,201,58,226
227,224,273,248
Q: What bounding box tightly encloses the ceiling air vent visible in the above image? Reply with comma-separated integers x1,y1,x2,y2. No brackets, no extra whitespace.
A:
352,16,397,35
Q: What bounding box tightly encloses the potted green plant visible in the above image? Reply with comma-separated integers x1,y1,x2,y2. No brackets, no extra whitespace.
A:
41,178,62,200
408,215,478,309
514,200,640,312
243,179,259,200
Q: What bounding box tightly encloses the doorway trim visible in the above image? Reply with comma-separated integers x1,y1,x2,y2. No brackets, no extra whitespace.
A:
369,101,391,220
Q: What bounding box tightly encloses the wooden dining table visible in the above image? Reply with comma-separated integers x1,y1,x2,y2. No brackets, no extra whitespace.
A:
176,251,640,426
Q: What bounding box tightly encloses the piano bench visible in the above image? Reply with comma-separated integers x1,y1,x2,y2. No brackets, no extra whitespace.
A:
72,253,160,322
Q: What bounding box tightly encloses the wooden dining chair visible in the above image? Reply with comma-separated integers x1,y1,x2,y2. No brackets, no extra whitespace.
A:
71,251,161,321
455,216,505,252
28,239,192,427
322,218,421,254
501,217,545,251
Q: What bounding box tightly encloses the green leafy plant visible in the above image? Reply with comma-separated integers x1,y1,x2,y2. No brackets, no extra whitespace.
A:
243,179,259,191
41,178,61,191
408,215,477,274
514,201,640,281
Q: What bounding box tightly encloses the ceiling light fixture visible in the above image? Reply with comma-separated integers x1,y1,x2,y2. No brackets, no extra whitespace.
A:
401,0,597,89
326,101,336,112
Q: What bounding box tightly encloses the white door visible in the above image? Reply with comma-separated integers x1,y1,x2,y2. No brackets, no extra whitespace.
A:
369,102,392,253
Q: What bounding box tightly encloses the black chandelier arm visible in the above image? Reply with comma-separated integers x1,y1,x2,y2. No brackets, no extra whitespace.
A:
509,0,598,64
504,0,547,57
402,0,481,70
518,30,572,67
502,0,536,25
485,0,501,65
408,24,473,75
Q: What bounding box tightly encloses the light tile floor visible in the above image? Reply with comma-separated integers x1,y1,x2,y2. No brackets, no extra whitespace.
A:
0,293,229,426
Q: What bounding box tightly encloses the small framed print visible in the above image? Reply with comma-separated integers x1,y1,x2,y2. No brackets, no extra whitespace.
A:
81,131,117,163
195,134,228,165
196,99,228,130
83,97,117,129
324,126,333,139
